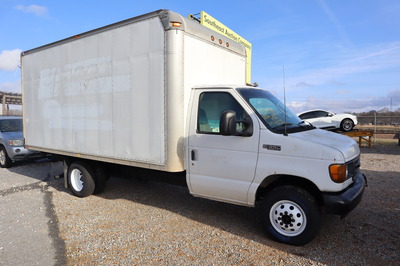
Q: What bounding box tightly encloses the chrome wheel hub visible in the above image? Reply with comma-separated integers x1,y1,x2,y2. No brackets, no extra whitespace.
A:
70,168,84,192
270,200,307,237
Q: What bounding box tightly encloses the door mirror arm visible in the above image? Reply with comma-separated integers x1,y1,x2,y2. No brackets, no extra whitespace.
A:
239,116,253,136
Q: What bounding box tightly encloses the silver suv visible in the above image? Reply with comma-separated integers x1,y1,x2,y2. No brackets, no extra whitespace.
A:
0,116,42,168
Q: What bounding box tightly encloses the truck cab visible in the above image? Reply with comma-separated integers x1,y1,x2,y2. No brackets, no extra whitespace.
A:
187,86,366,245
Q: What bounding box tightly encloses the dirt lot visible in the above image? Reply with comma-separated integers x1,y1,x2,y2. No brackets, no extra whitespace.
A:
1,144,398,265
36,144,399,265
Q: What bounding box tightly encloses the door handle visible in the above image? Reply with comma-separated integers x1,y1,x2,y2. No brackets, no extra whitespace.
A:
191,150,197,161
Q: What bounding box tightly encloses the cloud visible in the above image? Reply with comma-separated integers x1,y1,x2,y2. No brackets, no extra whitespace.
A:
258,43,400,97
315,0,351,45
295,82,314,88
285,41,400,91
388,88,400,98
15,4,48,17
0,80,21,93
0,49,22,71
329,80,345,86
288,89,400,114
335,89,349,95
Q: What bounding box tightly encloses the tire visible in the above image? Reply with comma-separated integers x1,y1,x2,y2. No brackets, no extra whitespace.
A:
0,145,12,168
67,161,96,197
340,119,354,132
260,186,320,246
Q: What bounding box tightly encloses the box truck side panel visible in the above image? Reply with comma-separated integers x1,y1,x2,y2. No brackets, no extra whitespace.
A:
183,34,246,90
23,16,166,166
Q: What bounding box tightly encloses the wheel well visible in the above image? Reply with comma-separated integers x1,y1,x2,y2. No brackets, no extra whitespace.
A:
256,175,323,207
62,157,91,189
341,118,354,125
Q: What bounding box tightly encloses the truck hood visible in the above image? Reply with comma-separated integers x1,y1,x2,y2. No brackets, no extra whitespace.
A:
292,129,359,161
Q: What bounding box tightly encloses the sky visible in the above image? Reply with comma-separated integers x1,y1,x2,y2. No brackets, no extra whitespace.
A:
0,0,399,113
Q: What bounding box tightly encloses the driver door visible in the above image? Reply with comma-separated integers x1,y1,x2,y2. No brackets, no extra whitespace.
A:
187,90,259,205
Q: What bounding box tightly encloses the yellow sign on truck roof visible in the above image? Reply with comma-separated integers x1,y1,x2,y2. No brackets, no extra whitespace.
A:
200,11,252,84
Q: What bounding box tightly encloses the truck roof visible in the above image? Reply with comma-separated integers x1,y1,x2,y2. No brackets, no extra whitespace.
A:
192,85,257,90
22,9,245,57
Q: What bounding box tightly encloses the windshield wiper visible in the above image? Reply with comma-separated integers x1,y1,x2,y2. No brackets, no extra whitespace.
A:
273,123,293,129
298,121,315,128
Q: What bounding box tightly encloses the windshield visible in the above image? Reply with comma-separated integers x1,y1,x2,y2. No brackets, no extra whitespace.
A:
237,88,314,134
0,119,23,132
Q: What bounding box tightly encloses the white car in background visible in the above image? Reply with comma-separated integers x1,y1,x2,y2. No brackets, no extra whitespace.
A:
297,109,357,132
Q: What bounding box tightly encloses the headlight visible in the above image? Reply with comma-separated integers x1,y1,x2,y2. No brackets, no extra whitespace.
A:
9,139,25,146
329,164,348,183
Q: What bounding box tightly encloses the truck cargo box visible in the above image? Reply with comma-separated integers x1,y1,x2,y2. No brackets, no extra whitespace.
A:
22,10,246,172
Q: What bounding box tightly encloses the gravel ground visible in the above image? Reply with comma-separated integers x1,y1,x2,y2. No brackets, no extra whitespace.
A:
41,145,400,265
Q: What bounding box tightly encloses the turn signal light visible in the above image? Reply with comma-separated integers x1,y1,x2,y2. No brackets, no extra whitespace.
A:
329,164,347,183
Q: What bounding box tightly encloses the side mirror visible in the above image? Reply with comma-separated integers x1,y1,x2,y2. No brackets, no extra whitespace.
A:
220,110,253,136
220,110,237,136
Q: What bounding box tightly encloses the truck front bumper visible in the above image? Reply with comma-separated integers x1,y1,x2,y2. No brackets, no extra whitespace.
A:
322,172,367,218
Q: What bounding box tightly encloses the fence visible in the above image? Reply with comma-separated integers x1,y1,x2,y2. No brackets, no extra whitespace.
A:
357,115,400,126
355,114,400,146
0,91,22,116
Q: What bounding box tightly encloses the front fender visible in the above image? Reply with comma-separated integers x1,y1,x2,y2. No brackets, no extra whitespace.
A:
246,153,351,206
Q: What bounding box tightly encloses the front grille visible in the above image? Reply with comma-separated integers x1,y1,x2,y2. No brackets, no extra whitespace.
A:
346,156,360,181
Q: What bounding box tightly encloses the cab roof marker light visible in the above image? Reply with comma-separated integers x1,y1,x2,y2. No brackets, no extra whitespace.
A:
171,22,181,27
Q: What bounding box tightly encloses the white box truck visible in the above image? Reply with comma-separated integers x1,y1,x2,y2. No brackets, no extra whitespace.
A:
21,9,366,245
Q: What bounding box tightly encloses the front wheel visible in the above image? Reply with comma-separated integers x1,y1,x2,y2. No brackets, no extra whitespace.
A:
0,146,12,168
259,186,320,246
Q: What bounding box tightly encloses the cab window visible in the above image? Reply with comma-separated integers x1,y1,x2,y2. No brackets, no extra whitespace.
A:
197,92,247,134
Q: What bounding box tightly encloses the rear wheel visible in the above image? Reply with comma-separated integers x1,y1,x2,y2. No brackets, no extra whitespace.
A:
0,146,12,168
67,161,96,197
340,119,354,132
260,186,320,246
